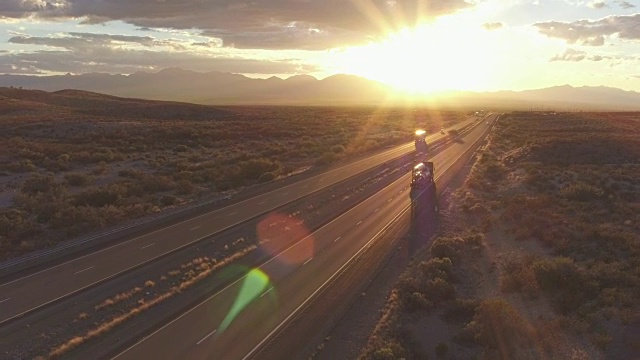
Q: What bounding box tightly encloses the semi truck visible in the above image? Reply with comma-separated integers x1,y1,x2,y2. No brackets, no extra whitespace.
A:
410,161,438,213
414,130,428,153
410,161,438,244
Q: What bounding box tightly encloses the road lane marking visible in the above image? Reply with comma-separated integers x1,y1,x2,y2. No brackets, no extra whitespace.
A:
259,287,274,298
73,266,95,275
356,221,362,226
282,193,288,196
0,298,10,304
227,212,238,216
258,201,266,205
141,243,156,249
303,258,313,265
196,329,217,345
374,208,379,213
190,226,200,231
333,237,341,243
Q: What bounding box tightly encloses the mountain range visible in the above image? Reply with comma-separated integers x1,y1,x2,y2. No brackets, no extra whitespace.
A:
1,68,638,110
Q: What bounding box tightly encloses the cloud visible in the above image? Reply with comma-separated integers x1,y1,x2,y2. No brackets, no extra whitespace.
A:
8,32,168,51
534,13,640,46
482,22,503,30
550,48,586,61
616,1,635,9
587,1,608,9
550,48,619,62
1,32,320,75
0,0,473,49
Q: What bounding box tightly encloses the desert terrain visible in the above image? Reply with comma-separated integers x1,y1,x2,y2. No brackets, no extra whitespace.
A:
325,111,640,359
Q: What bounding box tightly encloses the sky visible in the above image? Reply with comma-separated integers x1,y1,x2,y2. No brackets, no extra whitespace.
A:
0,0,638,93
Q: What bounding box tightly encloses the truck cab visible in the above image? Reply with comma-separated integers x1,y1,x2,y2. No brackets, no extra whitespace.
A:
411,162,434,189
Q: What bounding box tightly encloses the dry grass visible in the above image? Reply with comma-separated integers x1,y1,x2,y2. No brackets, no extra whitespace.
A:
94,287,142,311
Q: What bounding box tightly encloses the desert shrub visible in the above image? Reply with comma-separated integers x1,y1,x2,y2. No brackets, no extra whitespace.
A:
137,174,176,192
431,236,465,260
435,342,448,358
419,257,453,281
159,195,179,206
173,144,189,152
316,151,340,165
560,182,604,201
258,171,276,183
176,180,194,195
0,208,37,240
397,273,420,294
504,265,540,297
92,162,108,175
21,174,57,195
49,205,104,233
424,278,456,303
468,298,535,358
403,292,433,312
532,257,598,313
6,159,37,173
369,340,406,360
64,172,93,186
444,298,479,322
73,188,120,208
118,169,142,178
532,257,582,292
238,158,281,180
431,233,483,260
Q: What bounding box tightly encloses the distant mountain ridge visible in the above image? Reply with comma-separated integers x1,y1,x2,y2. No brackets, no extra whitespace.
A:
1,68,639,110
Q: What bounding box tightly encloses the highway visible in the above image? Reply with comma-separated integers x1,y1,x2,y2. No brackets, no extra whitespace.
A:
113,114,498,360
0,117,480,325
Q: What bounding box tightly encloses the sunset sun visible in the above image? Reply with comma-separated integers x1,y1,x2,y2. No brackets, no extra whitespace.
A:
335,18,499,94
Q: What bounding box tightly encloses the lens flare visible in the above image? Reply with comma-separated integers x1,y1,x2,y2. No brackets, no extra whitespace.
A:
218,268,271,333
256,212,314,265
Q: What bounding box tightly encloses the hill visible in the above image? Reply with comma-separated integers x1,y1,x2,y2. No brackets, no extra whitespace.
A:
1,69,639,110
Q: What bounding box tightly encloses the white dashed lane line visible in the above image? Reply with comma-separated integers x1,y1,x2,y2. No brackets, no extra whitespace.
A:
190,226,200,231
303,258,313,266
73,266,95,275
260,287,274,298
141,243,156,249
0,298,10,304
196,329,217,345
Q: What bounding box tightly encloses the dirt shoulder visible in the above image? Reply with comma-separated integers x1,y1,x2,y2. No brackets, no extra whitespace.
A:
318,112,640,360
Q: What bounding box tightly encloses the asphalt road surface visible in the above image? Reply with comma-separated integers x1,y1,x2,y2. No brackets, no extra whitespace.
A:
113,114,498,360
0,118,481,325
